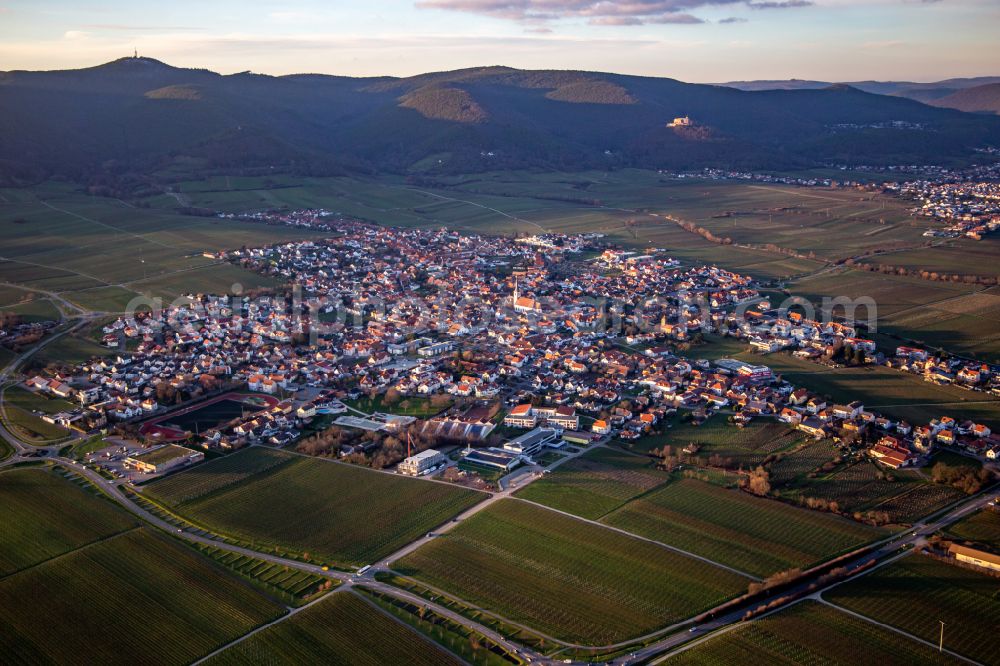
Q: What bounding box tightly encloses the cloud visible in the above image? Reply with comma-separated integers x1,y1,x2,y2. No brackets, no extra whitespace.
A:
718,15,748,21
415,0,812,25
63,30,89,40
81,24,203,32
747,0,812,8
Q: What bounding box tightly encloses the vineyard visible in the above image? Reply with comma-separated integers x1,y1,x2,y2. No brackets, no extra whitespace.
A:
514,447,669,519
143,446,294,505
204,591,461,666
825,555,1000,665
190,543,332,605
602,479,886,578
145,448,485,567
395,499,749,645
0,467,137,576
0,528,284,665
670,600,953,665
767,440,837,486
629,419,802,466
946,508,1000,549
777,457,963,523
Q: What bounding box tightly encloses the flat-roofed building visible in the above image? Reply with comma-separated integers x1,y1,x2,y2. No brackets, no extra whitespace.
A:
949,543,1000,572
125,444,204,475
398,448,445,476
503,427,558,456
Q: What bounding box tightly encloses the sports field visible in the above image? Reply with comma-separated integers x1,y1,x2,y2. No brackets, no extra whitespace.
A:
396,498,749,645
0,528,284,665
0,467,137,576
204,591,462,666
514,446,670,519
143,447,485,567
669,600,953,665
825,555,1000,665
602,478,886,578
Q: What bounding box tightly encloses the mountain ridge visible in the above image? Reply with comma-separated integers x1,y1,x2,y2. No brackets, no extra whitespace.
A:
2,58,998,185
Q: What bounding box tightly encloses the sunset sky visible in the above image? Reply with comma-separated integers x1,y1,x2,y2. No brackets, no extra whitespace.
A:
1,0,997,81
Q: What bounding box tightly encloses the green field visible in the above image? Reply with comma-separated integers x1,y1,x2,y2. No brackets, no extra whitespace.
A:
790,268,1000,361
396,498,749,645
825,555,1000,664
729,350,1000,430
0,527,285,665
143,447,485,567
0,467,137,576
204,591,462,666
514,446,670,519
626,418,803,466
945,508,1000,549
602,479,886,578
0,186,322,307
1,404,70,443
669,600,954,665
772,455,965,524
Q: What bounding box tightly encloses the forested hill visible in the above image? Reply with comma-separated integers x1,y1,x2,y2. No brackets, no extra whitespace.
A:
2,57,999,184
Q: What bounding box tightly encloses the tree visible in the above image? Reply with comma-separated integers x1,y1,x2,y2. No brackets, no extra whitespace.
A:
746,466,771,496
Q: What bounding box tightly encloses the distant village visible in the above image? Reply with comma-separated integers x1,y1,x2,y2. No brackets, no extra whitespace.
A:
19,211,1000,490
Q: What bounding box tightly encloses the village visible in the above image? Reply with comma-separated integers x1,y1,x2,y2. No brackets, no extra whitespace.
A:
17,213,1000,491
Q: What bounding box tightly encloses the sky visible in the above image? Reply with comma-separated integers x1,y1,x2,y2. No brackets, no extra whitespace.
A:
0,0,997,82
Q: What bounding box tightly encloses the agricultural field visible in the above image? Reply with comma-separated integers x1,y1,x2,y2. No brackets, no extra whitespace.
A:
670,600,954,665
156,172,828,281
945,508,1000,550
0,467,137,576
2,404,70,443
204,591,462,666
789,268,1000,361
825,555,1000,665
730,350,1000,430
395,498,750,645
775,457,965,524
0,527,284,666
602,479,886,578
0,186,323,308
626,418,803,468
514,446,670,519
143,447,485,567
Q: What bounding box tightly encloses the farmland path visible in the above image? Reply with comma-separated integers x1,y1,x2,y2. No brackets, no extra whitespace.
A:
814,597,981,665
398,187,550,233
511,496,761,581
38,199,176,249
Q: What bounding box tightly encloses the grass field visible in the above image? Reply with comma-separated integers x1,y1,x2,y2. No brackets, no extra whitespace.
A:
945,508,1000,549
0,467,137,576
143,447,485,567
396,498,749,645
602,479,887,578
669,600,953,665
0,527,285,665
825,555,1000,664
514,446,670,519
2,404,70,443
204,591,462,666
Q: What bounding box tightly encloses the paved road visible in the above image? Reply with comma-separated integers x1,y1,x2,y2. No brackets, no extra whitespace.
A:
633,486,1000,665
